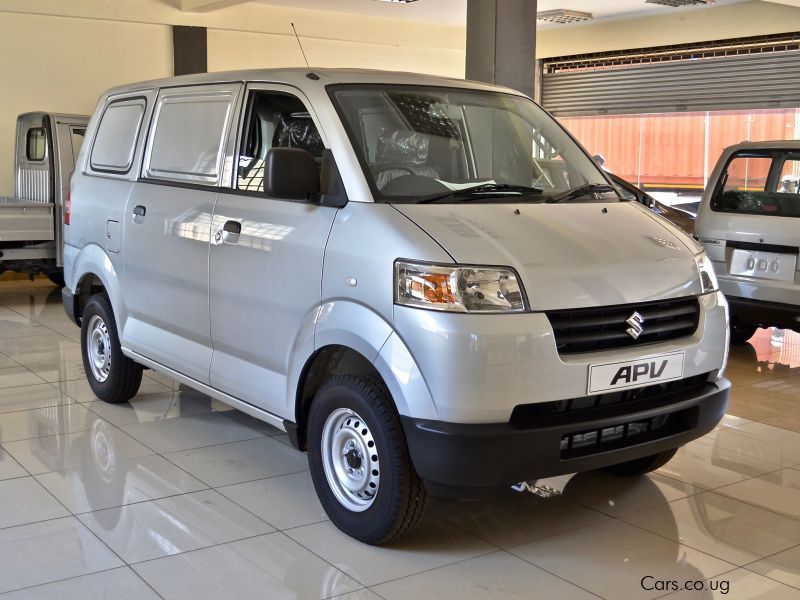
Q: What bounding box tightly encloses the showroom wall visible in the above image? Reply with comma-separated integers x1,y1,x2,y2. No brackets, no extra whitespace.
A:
0,0,466,196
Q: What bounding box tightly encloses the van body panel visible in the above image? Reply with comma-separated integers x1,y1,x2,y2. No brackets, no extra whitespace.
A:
393,201,703,311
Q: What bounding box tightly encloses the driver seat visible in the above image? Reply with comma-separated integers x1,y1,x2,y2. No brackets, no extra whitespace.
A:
373,129,441,189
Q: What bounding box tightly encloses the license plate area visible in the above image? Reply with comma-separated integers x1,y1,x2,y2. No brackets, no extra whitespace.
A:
588,351,684,394
729,249,797,282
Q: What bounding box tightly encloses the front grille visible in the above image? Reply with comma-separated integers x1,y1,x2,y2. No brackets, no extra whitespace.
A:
546,296,700,355
510,373,710,429
560,406,697,459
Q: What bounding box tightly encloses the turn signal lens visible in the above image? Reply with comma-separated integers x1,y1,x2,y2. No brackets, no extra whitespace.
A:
395,261,527,313
694,251,719,293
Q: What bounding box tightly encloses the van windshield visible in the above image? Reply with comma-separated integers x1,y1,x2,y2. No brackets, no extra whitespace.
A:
329,84,617,204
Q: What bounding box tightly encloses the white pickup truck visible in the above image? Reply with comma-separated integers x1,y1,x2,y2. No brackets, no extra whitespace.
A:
0,112,88,285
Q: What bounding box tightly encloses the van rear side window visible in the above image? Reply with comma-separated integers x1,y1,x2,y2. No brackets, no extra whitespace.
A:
146,89,234,184
90,98,146,173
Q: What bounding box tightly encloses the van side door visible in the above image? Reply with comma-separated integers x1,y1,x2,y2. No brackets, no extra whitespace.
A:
122,84,242,384
208,84,337,418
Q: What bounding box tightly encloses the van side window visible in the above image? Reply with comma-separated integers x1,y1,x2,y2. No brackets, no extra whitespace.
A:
90,98,145,173
147,89,234,184
26,128,46,162
237,91,324,193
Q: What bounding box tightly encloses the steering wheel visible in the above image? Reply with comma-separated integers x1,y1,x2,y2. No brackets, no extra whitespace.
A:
372,164,418,178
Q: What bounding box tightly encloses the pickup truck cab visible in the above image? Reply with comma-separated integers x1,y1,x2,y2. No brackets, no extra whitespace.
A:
696,141,800,343
0,112,88,284
64,69,730,544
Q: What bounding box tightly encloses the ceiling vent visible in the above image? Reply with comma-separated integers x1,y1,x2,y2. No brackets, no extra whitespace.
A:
537,9,593,24
645,0,715,7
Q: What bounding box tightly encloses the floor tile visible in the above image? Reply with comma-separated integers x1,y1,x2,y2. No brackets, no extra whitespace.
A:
509,519,735,599
120,411,273,453
714,468,800,520
35,454,207,514
164,436,307,488
60,376,171,403
747,545,800,590
84,388,233,427
3,424,153,475
218,471,327,530
0,476,69,528
659,567,800,599
328,591,382,600
286,520,494,587
373,551,597,600
13,344,85,383
656,437,783,490
0,403,96,443
133,531,362,600
0,566,160,600
78,489,273,563
0,383,72,415
562,471,702,517
0,447,27,480
0,517,123,593
0,367,45,390
621,491,800,565
433,489,609,549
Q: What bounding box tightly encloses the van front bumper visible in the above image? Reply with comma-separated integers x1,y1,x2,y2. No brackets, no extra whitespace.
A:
401,378,729,491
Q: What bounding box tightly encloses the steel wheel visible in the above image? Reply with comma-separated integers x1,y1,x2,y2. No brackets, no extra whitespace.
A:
320,407,380,512
86,314,112,383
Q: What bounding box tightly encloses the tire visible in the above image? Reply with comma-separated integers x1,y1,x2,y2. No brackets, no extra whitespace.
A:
603,447,679,476
730,322,758,344
307,374,429,545
80,294,142,403
46,271,65,287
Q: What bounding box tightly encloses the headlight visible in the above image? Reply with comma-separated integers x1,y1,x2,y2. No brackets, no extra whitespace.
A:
395,261,527,312
695,251,719,293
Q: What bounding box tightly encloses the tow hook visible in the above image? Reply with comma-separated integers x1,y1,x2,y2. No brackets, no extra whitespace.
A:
511,474,574,498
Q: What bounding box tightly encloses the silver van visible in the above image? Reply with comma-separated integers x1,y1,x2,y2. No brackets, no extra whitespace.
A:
63,69,730,544
696,141,800,343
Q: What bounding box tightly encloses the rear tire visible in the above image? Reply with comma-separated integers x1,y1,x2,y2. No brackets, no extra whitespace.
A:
603,447,679,476
730,322,758,344
307,374,429,545
80,294,142,403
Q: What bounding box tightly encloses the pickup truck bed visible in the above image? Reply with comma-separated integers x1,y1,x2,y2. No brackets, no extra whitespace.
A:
0,197,54,242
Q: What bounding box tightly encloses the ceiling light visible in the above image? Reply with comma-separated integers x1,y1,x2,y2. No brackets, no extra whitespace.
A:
645,0,715,7
537,9,593,24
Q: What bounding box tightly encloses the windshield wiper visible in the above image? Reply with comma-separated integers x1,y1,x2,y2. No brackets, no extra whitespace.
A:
418,183,543,204
547,183,616,204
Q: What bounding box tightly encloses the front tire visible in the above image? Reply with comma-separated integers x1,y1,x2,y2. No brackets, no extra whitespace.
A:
603,447,679,476
307,374,429,545
80,294,142,403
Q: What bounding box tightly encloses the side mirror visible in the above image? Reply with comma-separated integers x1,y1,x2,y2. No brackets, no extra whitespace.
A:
264,147,320,200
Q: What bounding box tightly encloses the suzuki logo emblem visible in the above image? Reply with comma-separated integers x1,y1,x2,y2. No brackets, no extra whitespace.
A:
626,311,645,340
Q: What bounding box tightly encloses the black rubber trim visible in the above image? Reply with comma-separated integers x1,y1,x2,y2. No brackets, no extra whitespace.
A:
401,379,729,490
283,420,302,450
728,297,800,330
726,240,799,255
62,286,79,326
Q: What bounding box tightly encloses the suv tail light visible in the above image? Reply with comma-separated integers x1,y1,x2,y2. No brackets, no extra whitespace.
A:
64,190,71,225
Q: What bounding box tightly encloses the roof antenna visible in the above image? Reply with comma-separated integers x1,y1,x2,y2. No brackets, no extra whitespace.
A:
291,23,311,69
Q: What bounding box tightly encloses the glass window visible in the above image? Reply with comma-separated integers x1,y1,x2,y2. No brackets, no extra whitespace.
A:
90,98,145,172
330,85,610,203
26,127,46,162
147,90,233,183
711,152,800,218
237,91,324,193
70,128,85,163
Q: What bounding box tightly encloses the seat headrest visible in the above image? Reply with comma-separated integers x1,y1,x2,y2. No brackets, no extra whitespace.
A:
375,129,430,166
273,113,324,157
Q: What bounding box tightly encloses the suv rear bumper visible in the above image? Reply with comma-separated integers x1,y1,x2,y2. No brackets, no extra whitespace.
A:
728,296,800,330
401,378,729,491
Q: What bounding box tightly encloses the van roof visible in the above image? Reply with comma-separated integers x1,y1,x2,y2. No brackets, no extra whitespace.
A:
102,67,526,98
725,139,800,152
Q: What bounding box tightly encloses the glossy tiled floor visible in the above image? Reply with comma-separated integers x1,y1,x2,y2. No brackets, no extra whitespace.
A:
0,280,798,599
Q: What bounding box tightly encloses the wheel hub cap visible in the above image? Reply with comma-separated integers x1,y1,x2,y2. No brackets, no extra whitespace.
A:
321,408,380,512
86,315,112,383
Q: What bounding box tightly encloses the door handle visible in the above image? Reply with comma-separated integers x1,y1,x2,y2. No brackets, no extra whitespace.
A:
132,205,146,217
217,220,241,245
